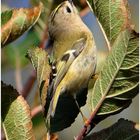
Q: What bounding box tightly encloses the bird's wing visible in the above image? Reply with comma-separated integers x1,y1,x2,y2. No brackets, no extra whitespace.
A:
53,38,86,91
50,38,87,116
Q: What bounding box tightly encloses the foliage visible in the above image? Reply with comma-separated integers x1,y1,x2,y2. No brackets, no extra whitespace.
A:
1,3,42,47
2,31,39,68
1,0,139,140
1,82,35,140
1,3,42,140
87,0,129,45
89,30,139,127
84,119,139,140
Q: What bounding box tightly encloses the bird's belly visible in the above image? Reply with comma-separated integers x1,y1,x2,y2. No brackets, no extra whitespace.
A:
64,56,95,94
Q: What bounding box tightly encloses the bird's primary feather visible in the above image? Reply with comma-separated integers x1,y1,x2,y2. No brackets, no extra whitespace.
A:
49,38,87,116
54,38,86,90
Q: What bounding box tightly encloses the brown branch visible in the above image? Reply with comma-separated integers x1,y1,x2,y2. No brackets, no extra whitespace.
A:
76,89,107,140
39,26,48,49
1,127,6,140
14,48,23,93
80,6,90,17
43,133,59,140
75,115,95,140
31,105,43,118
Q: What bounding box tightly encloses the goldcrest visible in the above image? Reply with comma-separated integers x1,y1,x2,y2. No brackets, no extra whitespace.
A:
47,0,97,117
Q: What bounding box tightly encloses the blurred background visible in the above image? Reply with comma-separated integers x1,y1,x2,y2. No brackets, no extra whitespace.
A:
1,0,139,139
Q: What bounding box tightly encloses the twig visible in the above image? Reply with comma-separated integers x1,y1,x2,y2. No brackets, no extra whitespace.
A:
76,93,107,140
80,6,90,17
39,26,48,49
75,116,95,140
1,126,6,140
43,133,59,140
31,105,43,118
15,49,23,93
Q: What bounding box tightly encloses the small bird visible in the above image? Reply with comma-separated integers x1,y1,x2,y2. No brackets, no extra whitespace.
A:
47,0,97,118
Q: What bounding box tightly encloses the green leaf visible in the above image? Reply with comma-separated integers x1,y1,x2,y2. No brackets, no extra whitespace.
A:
1,3,42,47
84,119,139,140
26,47,51,109
27,47,53,132
97,99,132,115
89,30,139,123
1,81,35,140
87,0,129,45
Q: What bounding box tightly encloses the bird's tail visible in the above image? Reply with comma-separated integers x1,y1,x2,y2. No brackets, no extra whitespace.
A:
49,85,62,117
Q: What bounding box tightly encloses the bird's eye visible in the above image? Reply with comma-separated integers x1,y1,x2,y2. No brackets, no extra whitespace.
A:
66,6,71,13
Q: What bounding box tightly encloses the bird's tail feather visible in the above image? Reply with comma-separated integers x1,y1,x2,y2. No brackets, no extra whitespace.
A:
49,86,62,117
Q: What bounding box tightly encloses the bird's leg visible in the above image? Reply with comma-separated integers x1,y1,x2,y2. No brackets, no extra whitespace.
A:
74,96,88,124
74,97,97,129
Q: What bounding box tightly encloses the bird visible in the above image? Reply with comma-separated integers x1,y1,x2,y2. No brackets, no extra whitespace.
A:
47,0,97,119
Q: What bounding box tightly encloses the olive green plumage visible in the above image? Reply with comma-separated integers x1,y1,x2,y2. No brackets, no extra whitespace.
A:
47,0,97,117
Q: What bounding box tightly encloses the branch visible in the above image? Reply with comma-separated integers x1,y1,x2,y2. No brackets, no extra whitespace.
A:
39,26,48,49
31,105,42,118
1,127,6,140
75,115,96,140
75,94,105,140
15,49,23,93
